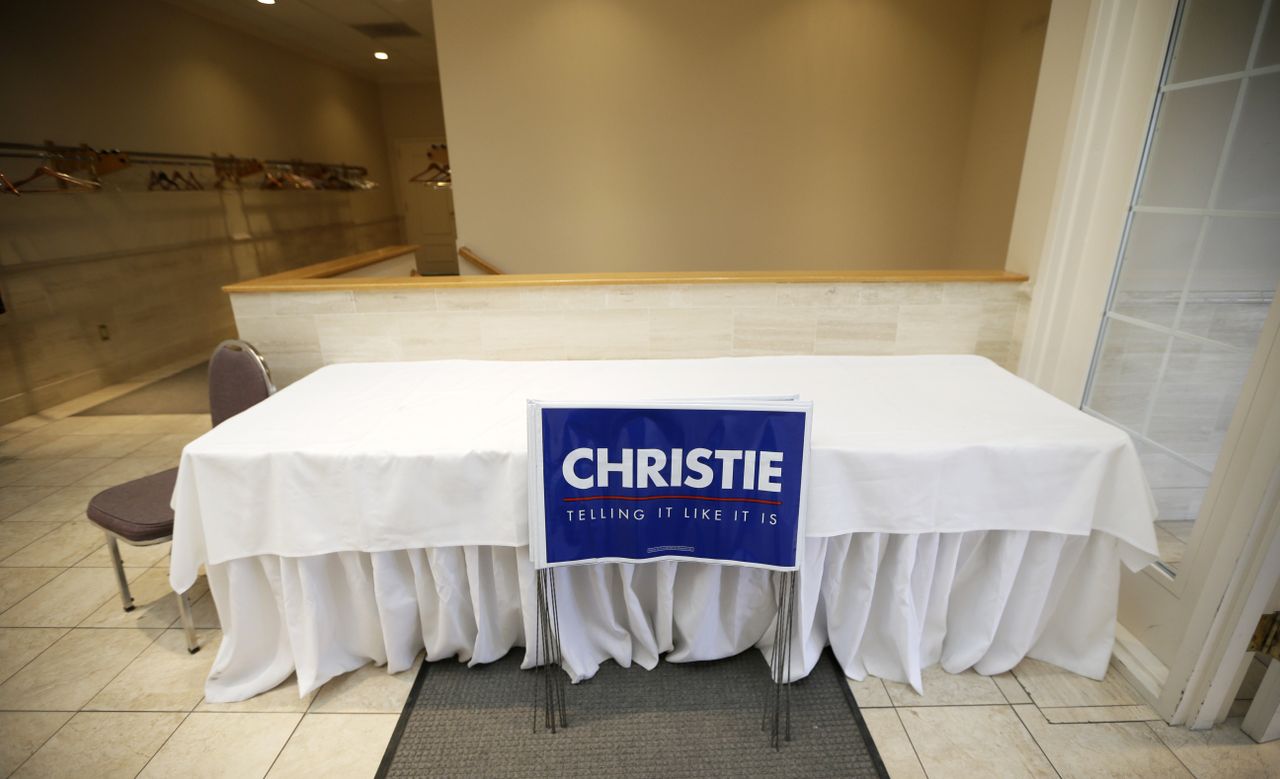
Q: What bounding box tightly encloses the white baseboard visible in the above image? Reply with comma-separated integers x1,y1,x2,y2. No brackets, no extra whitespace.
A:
1113,623,1171,720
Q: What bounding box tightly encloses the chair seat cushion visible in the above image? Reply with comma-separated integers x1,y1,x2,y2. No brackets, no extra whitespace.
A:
86,467,179,543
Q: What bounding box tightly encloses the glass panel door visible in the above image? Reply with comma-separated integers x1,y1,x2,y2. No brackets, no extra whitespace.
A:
1082,0,1280,575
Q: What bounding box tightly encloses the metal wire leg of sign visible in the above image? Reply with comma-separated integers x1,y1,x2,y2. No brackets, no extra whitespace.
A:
532,567,569,733
763,569,797,749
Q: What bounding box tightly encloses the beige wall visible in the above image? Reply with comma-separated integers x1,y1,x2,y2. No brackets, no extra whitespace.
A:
433,0,1049,275
952,0,1052,265
0,0,401,423
0,0,396,225
1003,0,1093,280
379,81,449,141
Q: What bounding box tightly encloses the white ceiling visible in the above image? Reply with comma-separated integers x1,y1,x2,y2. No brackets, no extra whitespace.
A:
167,0,440,84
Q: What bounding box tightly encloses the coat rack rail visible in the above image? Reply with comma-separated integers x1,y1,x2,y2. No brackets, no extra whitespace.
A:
0,140,376,195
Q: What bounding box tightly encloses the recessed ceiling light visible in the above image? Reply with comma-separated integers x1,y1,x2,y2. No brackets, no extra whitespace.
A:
374,51,390,61
257,0,276,5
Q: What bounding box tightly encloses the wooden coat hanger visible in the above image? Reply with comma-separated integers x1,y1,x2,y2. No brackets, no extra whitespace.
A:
11,163,101,192
148,170,178,191
213,156,265,189
409,144,451,185
280,169,316,190
0,171,20,196
409,162,448,182
52,144,129,178
92,150,130,176
173,169,202,190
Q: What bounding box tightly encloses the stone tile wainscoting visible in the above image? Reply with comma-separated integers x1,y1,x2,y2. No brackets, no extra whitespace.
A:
230,280,1032,387
0,189,401,425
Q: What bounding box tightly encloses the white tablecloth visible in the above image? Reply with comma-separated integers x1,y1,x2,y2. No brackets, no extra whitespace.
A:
170,356,1159,701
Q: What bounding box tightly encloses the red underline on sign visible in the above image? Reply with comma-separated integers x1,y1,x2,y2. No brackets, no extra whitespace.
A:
562,495,783,506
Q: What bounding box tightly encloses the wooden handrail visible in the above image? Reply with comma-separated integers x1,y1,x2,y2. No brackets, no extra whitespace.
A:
251,245,419,282
458,246,503,275
224,245,1029,293
227,268,1028,293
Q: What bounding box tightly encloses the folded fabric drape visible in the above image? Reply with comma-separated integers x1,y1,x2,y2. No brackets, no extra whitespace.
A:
170,357,1161,595
202,529,1142,702
176,357,1160,702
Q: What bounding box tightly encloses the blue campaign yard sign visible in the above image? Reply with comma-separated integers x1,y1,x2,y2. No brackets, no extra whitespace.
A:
528,401,812,571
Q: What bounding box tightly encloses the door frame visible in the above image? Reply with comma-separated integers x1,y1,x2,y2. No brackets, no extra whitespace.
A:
1168,299,1280,726
1016,0,1178,405
1013,0,1280,725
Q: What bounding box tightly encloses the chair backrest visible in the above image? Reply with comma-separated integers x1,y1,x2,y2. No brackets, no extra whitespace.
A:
208,340,275,427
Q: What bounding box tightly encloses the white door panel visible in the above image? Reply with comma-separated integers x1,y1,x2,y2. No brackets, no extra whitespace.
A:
395,138,458,275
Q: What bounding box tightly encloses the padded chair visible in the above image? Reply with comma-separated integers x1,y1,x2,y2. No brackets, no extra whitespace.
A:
86,340,275,653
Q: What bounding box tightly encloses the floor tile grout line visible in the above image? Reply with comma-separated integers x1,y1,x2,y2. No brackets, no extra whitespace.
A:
0,561,153,626
0,623,166,713
0,486,62,519
8,446,169,465
1004,669,1035,704
1010,705,1064,779
0,694,233,715
894,701,1048,709
9,434,157,461
983,673,1020,708
6,710,75,779
888,705,931,778
0,520,71,567
134,709,195,779
0,569,63,613
0,513,92,527
2,613,179,632
0,528,107,570
3,705,203,714
1043,718,1165,725
1036,703,1154,709
0,563,120,623
0,626,72,687
1143,721,1204,778
0,622,170,774
262,711,308,778
847,674,892,708
66,622,172,715
1,453,128,493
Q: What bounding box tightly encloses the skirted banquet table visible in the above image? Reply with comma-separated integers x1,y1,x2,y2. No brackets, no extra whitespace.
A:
169,356,1159,702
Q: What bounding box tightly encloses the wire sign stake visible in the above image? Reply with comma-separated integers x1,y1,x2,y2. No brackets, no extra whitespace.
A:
532,567,568,733
764,569,798,749
527,399,813,744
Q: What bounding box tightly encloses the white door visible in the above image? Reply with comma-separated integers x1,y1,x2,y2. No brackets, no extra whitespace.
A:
1077,0,1280,722
393,138,458,275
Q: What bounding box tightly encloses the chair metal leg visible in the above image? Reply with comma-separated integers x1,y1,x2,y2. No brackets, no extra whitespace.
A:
105,534,134,612
176,590,199,654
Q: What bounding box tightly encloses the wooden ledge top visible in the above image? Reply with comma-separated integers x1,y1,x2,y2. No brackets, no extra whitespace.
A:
224,245,422,291
225,255,1029,294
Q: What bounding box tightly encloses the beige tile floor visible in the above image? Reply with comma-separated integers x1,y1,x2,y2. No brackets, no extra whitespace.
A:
852,658,1278,778
2,365,1277,778
0,362,408,779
